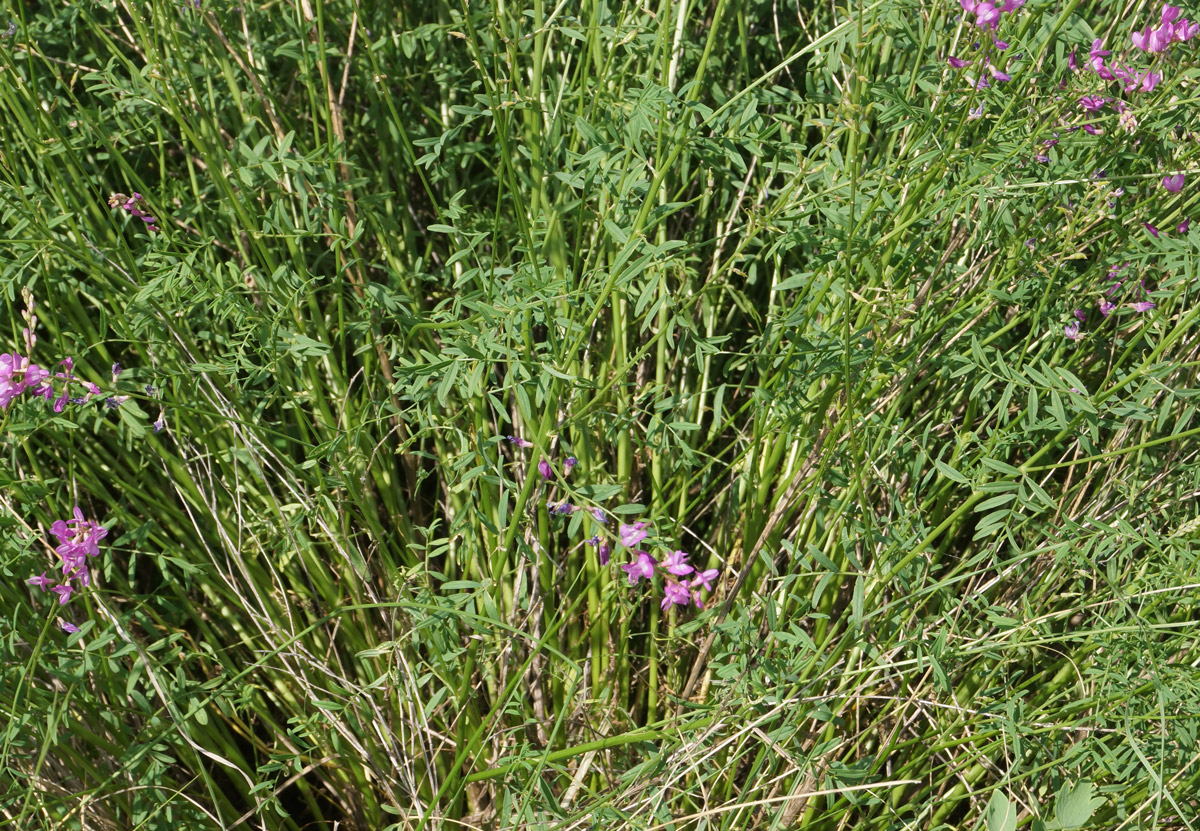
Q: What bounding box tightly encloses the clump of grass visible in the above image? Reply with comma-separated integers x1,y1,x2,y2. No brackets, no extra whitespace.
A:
1,0,1199,829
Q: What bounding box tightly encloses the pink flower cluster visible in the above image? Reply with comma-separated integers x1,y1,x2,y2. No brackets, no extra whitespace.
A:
1132,5,1200,52
1074,36,1163,93
108,192,159,233
960,0,1025,30
617,522,719,611
507,432,722,614
1064,264,1159,339
28,506,108,632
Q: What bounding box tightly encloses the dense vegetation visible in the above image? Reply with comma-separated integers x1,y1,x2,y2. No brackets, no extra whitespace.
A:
2,0,1199,828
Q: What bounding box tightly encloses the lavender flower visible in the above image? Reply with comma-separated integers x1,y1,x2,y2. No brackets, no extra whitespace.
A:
590,507,607,523
507,435,532,448
1163,174,1185,192
27,573,53,590
1064,321,1082,340
563,456,577,475
1130,300,1156,312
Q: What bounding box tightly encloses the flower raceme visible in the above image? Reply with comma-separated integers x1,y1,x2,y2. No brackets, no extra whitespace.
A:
28,506,108,634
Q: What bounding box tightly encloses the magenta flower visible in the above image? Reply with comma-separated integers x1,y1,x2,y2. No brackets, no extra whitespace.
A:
1099,299,1117,316
59,619,79,634
52,583,73,605
692,568,720,592
51,506,108,568
108,192,160,232
1145,222,1161,237
1163,174,1185,192
662,550,695,577
1180,219,1191,233
1130,300,1156,312
1073,308,1087,322
1079,95,1106,111
619,522,649,548
27,572,53,590
960,0,1000,28
948,55,969,68
1064,321,1082,340
1068,48,1078,71
661,581,691,611
598,542,611,566
538,458,553,479
621,551,657,585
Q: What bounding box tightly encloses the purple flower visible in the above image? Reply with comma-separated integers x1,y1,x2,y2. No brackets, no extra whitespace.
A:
1079,95,1106,111
1163,174,1185,193
27,572,53,590
1131,300,1156,312
692,568,720,592
621,551,657,585
661,581,691,611
590,507,607,523
1064,321,1082,340
59,619,79,634
619,522,649,548
662,550,695,577
948,56,969,68
960,0,1000,28
563,456,577,475
1145,222,1161,237
51,507,108,566
552,502,575,515
1083,124,1102,135
111,363,121,382
1180,219,1191,233
538,458,553,479
1099,299,1117,316
1068,48,1078,71
507,435,532,448
988,65,1011,82
598,542,611,566
1073,308,1087,322
995,39,1009,49
108,192,160,232
153,416,166,433
52,584,73,605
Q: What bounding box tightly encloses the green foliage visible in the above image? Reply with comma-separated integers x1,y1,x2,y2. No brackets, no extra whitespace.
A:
0,0,1197,828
